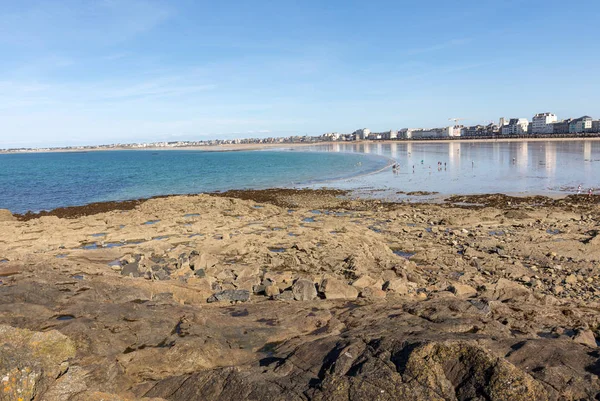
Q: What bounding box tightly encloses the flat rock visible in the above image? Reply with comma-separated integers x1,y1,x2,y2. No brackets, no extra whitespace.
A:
207,289,250,303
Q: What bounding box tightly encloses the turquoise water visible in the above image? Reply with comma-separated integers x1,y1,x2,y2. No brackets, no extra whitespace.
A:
0,149,388,213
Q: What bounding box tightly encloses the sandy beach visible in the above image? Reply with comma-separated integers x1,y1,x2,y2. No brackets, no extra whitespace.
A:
1,189,600,399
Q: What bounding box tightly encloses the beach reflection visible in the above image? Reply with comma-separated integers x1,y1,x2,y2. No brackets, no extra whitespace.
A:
303,140,600,196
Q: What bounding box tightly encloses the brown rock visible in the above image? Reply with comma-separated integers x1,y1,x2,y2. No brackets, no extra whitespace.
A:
0,209,14,222
265,285,280,297
573,329,597,348
448,283,477,298
352,275,377,288
320,278,359,300
359,286,386,300
384,279,411,295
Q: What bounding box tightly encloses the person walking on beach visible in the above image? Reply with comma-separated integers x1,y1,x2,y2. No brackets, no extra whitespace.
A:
589,188,594,197
578,185,582,194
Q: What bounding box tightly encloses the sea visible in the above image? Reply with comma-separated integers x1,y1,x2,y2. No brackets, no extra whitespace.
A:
1,140,599,214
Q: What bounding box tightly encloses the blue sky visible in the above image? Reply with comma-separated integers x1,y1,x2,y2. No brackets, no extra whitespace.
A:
1,0,599,148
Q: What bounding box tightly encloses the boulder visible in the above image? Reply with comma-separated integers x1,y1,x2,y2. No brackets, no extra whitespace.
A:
265,285,281,297
292,279,318,301
121,262,141,277
351,275,377,288
448,283,477,298
384,279,411,295
320,278,358,300
207,289,250,303
572,329,597,348
486,278,531,302
359,286,386,300
0,209,14,222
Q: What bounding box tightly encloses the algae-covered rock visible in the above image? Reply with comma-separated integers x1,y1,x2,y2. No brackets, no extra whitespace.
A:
0,325,76,400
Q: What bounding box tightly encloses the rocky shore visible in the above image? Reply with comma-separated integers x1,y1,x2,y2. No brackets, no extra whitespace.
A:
1,189,600,400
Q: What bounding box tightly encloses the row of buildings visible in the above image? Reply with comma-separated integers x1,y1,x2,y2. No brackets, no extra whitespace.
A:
320,113,600,141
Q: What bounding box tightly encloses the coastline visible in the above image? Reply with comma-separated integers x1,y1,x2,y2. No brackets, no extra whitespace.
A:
3,135,600,154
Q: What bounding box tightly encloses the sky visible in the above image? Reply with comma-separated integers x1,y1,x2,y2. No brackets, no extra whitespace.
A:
1,0,599,148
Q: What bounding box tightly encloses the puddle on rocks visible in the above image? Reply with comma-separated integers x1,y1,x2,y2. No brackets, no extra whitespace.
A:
392,249,415,259
368,226,383,233
143,220,160,225
91,233,107,238
80,239,146,250
184,213,200,218
310,210,322,215
288,233,298,237
119,225,126,229
71,274,84,280
189,233,205,238
302,217,316,223
108,259,122,267
152,236,170,241
546,229,561,235
56,314,75,321
268,247,286,253
253,205,264,209
287,209,295,213
489,230,506,236
55,254,68,259
0,259,8,263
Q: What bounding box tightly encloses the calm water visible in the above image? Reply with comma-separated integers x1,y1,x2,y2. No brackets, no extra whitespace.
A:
1,140,599,213
303,140,600,199
0,150,388,213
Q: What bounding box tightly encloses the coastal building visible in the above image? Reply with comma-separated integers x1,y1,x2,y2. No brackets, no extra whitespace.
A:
569,116,593,133
552,119,572,134
592,120,600,133
381,130,398,140
353,128,371,140
531,112,558,134
408,126,457,139
398,129,418,139
501,118,530,135
464,125,486,137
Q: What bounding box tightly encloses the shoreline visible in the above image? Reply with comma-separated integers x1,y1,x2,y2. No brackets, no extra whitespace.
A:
3,136,600,154
11,187,599,221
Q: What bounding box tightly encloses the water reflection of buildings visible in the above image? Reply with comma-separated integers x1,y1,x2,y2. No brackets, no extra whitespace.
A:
389,142,398,159
518,142,528,173
544,142,556,175
448,142,461,168
584,142,592,161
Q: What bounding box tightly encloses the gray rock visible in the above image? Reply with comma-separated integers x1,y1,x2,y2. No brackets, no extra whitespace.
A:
153,269,170,281
207,289,250,303
194,268,206,278
292,279,317,301
121,262,140,277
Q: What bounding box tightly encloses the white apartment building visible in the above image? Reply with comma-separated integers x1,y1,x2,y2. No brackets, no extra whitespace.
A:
501,118,530,135
353,128,371,140
531,112,558,134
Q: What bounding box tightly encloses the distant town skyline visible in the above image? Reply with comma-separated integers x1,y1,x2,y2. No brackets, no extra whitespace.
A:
1,0,600,148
